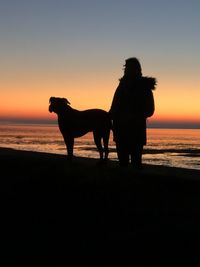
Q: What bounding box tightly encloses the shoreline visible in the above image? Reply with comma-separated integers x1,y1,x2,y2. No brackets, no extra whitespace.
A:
1,146,200,180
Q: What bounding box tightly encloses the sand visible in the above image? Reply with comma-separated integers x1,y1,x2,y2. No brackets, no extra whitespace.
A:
1,147,200,266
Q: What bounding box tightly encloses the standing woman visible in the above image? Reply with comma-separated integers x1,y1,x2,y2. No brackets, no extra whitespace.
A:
109,58,156,167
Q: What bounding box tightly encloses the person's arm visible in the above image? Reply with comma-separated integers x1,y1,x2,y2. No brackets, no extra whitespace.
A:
109,82,123,117
145,90,155,118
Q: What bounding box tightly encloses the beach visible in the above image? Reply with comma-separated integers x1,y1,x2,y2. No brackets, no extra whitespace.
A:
1,124,200,170
1,147,200,266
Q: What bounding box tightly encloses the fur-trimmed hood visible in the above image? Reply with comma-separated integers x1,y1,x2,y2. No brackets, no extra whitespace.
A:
120,76,157,91
140,76,157,90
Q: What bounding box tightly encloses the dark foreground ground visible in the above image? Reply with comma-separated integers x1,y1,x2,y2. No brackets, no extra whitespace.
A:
1,147,200,266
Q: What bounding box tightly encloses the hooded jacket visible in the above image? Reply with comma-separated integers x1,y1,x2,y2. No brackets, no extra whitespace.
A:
110,76,156,145
110,76,156,119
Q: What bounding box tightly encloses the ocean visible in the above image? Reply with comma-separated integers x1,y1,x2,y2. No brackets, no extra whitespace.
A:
0,124,199,170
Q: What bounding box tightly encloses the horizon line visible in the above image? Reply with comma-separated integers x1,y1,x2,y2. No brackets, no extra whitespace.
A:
0,118,199,130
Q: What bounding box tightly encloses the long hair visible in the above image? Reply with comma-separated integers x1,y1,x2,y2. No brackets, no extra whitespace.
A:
124,57,142,77
119,57,142,81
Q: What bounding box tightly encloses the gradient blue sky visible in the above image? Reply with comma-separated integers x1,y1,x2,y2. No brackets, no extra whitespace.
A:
0,0,200,127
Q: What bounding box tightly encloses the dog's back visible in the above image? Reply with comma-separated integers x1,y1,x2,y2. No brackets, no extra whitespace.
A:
58,108,110,137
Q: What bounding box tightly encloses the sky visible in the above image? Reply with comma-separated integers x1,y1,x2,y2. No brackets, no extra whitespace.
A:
0,0,200,128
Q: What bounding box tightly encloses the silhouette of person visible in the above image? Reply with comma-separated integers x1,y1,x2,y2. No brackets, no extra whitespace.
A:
109,57,156,167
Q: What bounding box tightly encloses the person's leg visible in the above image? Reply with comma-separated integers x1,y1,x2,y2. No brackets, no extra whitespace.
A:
116,141,129,167
131,144,143,168
113,120,129,166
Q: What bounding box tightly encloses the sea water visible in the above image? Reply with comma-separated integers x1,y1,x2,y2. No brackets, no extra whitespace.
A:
0,124,199,170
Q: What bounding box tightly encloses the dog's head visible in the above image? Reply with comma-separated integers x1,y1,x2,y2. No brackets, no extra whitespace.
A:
49,97,70,113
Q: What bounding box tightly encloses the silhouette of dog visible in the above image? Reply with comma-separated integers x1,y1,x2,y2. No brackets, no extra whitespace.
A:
49,97,111,161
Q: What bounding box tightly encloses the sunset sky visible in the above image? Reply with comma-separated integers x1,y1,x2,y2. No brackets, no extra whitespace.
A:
0,0,200,128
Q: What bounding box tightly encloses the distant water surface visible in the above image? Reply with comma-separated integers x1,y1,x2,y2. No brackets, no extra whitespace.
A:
0,124,199,170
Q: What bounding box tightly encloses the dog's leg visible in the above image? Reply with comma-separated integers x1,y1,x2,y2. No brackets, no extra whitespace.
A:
103,129,110,160
93,131,103,161
63,135,74,160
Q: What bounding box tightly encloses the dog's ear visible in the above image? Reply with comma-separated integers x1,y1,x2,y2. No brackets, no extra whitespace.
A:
49,97,55,103
62,98,70,105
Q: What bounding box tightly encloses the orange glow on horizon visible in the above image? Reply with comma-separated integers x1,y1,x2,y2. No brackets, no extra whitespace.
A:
151,114,200,124
1,110,199,125
1,75,200,126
